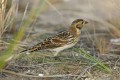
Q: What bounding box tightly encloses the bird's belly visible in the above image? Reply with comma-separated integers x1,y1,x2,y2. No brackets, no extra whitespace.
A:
52,43,76,53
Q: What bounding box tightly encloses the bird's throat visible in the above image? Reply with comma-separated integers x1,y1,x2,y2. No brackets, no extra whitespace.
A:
69,27,80,37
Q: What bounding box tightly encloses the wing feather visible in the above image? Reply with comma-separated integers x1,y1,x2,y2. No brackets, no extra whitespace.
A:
20,31,74,53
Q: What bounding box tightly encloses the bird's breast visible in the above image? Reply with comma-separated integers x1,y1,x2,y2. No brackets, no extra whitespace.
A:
52,42,77,53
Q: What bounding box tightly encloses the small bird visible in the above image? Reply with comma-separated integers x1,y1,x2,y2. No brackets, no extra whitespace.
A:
20,19,88,56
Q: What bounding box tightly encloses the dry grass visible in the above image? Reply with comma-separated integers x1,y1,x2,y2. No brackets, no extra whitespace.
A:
0,0,18,38
0,0,7,38
0,0,46,69
95,37,110,54
0,0,21,69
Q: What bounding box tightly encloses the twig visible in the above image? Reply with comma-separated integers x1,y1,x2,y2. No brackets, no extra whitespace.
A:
45,0,63,16
114,57,120,69
1,69,79,78
74,63,97,80
8,62,63,68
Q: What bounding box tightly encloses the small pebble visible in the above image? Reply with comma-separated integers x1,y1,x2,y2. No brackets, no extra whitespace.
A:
38,74,44,77
75,53,79,56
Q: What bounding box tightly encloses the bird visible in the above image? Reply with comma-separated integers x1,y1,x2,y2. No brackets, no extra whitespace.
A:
20,19,88,56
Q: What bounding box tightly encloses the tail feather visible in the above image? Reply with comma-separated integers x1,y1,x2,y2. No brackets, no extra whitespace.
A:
20,44,42,53
20,49,28,53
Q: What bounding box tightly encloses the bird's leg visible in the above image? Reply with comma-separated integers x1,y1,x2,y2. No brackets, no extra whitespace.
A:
53,51,59,57
47,49,59,57
45,50,61,60
53,51,62,60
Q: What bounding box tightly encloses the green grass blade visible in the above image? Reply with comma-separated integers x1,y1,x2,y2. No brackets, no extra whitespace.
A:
0,0,46,69
74,48,111,73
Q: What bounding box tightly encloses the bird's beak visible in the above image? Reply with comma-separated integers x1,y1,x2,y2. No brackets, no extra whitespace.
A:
85,21,88,24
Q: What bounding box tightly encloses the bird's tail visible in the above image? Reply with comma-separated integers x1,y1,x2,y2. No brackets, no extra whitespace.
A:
19,49,28,53
20,44,42,53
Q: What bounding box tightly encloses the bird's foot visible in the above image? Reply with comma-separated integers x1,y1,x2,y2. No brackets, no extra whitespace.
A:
44,55,61,61
52,56,61,61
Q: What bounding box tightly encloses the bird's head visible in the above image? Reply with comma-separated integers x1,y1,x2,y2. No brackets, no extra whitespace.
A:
71,19,88,30
69,19,88,36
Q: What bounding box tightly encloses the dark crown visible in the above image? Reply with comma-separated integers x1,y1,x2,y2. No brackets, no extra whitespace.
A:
72,19,88,25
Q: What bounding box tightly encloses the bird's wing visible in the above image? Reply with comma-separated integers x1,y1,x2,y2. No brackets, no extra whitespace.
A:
20,31,74,53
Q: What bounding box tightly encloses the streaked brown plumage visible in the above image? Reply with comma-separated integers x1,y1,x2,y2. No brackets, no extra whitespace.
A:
20,19,88,56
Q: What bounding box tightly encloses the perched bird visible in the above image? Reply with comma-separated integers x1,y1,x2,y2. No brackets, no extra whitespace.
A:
20,19,88,56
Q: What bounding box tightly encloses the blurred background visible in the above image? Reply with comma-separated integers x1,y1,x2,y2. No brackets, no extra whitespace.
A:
5,0,120,34
2,0,119,54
